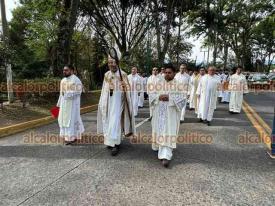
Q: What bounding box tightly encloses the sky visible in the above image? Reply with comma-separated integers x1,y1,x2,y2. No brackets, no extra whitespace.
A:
5,0,18,21
4,0,209,64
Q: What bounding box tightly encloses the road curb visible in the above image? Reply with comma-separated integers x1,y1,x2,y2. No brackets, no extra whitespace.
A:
0,104,98,138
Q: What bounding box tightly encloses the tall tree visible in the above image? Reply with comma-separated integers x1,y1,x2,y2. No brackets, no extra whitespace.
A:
0,0,14,103
187,0,228,66
0,0,8,44
9,0,58,78
226,0,273,69
81,0,151,63
188,0,273,70
54,0,80,76
152,0,198,66
167,36,193,64
251,15,275,71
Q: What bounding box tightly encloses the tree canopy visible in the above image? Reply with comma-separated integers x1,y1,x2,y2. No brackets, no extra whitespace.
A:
0,0,274,82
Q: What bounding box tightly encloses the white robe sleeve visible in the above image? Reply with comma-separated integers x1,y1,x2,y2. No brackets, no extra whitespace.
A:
64,78,82,100
148,78,159,106
217,81,222,94
169,93,186,112
149,92,159,106
187,78,193,96
217,82,221,99
56,94,61,107
56,80,62,107
228,76,233,91
196,79,202,96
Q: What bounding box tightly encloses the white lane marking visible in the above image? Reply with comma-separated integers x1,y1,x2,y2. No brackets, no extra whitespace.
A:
135,117,150,128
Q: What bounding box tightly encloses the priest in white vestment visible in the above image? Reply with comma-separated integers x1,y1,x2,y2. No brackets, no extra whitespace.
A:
147,67,163,118
229,66,248,113
218,71,225,101
57,65,84,145
174,64,190,122
221,72,230,103
196,68,206,114
97,56,135,156
143,74,149,100
188,69,200,111
196,66,221,126
150,64,186,167
128,67,142,116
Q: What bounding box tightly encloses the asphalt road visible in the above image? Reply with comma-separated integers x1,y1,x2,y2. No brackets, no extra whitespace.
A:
0,93,274,206
244,92,274,129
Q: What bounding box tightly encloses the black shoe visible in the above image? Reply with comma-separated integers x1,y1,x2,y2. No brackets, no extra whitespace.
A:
111,145,119,156
199,118,203,122
65,139,77,145
207,121,211,126
106,146,113,150
162,159,170,168
180,120,184,124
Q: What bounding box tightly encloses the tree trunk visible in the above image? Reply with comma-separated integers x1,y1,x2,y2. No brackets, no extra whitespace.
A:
53,0,80,76
268,54,274,71
0,0,14,103
153,0,174,66
153,0,161,66
176,13,182,67
242,50,253,71
207,45,210,65
212,31,218,66
223,43,228,70
0,0,8,43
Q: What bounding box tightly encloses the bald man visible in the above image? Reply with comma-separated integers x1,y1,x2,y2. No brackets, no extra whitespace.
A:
196,66,221,126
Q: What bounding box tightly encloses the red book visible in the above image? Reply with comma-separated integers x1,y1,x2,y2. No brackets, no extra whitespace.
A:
50,106,59,119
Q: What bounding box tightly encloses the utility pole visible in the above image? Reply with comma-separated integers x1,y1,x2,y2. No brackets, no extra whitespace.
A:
0,0,14,103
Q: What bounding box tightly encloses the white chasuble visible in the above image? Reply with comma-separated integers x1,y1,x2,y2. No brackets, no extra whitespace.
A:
196,74,221,121
147,74,163,117
150,79,186,149
128,74,142,116
97,70,135,147
221,75,230,103
229,73,248,113
189,74,201,112
57,74,84,141
174,72,190,121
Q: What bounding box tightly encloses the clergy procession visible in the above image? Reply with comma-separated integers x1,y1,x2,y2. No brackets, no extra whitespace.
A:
56,50,250,168
1,0,275,205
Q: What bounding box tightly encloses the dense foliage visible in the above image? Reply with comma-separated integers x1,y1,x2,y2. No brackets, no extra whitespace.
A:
1,0,274,83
